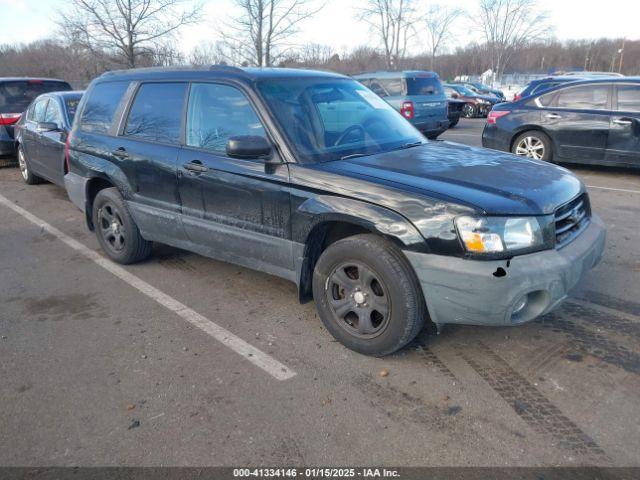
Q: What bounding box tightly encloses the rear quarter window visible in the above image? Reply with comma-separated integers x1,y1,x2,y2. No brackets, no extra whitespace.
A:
617,84,640,112
78,81,130,134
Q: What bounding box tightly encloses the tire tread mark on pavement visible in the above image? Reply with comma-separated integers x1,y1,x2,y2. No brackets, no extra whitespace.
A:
570,290,640,320
458,342,610,463
563,301,640,339
537,314,640,375
418,347,458,382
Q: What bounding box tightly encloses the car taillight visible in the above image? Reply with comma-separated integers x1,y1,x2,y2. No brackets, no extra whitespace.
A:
65,132,72,174
400,101,414,120
513,94,521,102
487,110,510,125
0,113,21,125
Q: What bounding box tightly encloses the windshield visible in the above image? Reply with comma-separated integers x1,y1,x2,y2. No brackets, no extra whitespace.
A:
0,81,72,113
64,95,82,123
258,77,425,163
405,76,443,96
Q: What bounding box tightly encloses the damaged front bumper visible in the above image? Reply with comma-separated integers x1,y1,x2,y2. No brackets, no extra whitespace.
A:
405,214,606,326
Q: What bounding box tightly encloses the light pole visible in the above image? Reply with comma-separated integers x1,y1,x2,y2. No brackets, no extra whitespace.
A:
618,40,625,73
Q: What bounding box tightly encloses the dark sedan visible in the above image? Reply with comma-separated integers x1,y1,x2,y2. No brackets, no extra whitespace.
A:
444,84,496,118
0,78,72,160
14,91,83,185
482,78,640,168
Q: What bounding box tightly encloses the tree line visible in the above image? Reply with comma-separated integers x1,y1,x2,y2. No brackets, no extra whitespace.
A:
0,0,637,88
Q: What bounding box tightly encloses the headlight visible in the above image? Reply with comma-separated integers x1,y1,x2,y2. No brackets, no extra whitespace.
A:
455,216,544,254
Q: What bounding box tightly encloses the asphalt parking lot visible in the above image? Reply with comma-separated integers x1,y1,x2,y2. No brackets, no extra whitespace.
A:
1,118,639,467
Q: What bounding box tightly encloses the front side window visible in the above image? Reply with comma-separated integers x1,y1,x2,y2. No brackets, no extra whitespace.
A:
64,96,82,124
258,77,424,163
44,100,63,125
79,81,129,134
556,85,609,110
31,98,48,123
186,83,266,153
617,84,640,112
124,83,187,144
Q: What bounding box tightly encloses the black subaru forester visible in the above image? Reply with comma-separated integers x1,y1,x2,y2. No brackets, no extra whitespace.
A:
64,66,606,356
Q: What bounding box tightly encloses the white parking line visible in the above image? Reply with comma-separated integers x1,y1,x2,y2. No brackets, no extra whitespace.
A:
586,185,640,194
0,194,297,381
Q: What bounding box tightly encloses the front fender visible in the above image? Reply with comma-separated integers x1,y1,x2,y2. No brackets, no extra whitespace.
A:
294,195,427,253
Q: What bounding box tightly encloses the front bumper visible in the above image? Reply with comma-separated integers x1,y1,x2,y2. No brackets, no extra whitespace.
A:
405,214,606,326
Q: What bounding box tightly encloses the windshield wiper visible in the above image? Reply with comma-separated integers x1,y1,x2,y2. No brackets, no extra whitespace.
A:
399,141,426,149
340,152,371,160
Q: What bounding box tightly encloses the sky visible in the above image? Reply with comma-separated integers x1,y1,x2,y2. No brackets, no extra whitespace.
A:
1,0,637,56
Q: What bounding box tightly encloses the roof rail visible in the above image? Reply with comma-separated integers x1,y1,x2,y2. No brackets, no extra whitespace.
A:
209,64,245,73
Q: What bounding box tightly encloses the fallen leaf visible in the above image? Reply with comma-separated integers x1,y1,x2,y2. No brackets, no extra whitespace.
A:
379,368,389,378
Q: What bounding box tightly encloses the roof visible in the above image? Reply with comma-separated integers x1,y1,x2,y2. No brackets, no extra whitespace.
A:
0,77,70,84
352,70,438,79
43,90,84,98
97,65,347,83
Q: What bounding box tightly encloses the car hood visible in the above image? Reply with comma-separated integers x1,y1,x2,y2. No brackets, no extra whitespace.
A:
319,141,584,216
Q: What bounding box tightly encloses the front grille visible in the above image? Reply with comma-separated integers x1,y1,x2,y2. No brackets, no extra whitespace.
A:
555,193,590,248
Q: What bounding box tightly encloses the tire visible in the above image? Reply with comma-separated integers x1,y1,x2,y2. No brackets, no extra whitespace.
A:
462,103,477,118
449,118,459,128
312,234,427,356
17,145,43,185
511,131,553,161
426,133,440,140
92,187,152,264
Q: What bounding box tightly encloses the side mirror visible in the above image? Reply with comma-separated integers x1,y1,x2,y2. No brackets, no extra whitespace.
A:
226,135,274,161
37,122,59,132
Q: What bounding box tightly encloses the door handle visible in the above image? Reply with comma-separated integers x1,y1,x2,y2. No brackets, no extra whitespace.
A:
112,147,129,159
545,113,561,120
183,160,208,174
613,118,633,126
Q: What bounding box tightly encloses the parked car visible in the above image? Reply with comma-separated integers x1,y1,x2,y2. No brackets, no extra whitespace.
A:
65,66,605,356
0,78,72,160
353,71,449,139
514,76,586,102
14,91,83,185
482,77,640,168
447,97,466,127
443,84,496,118
453,81,505,101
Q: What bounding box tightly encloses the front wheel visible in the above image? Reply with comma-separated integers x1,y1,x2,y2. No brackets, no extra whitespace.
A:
92,187,152,264
511,131,553,161
312,234,427,356
462,103,477,118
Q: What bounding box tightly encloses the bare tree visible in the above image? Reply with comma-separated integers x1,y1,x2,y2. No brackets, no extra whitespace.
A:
472,0,552,82
223,0,323,67
423,5,463,70
57,0,201,68
357,0,418,70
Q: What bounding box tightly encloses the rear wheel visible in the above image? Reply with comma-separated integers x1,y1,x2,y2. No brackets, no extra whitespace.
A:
462,103,477,118
17,145,43,185
512,131,553,161
92,187,152,264
312,234,426,356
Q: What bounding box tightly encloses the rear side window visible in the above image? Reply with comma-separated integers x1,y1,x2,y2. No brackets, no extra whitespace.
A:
556,85,609,110
368,78,404,97
123,83,187,144
186,83,265,153
0,80,71,114
406,77,442,96
617,84,640,112
79,81,129,134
